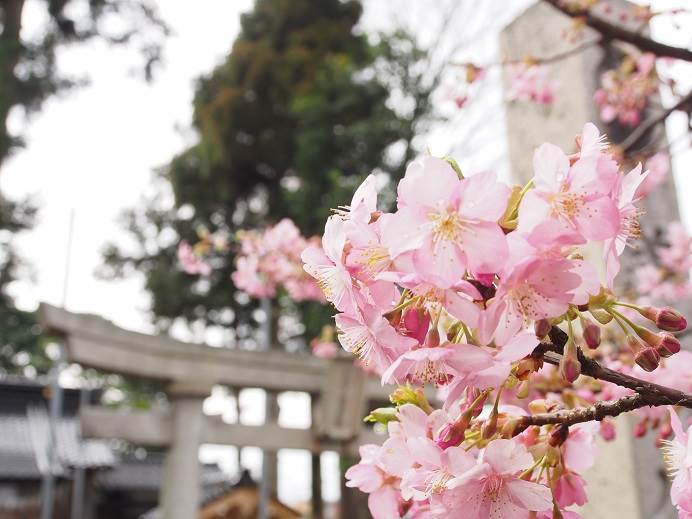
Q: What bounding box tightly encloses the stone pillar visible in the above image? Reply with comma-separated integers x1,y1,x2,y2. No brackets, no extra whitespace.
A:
501,2,677,518
160,380,211,519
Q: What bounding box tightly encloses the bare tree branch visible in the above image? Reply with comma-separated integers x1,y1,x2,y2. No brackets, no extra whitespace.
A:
618,90,692,151
512,327,692,432
543,0,692,62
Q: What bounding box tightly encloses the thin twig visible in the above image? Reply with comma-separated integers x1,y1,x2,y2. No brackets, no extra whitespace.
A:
449,38,601,70
619,90,692,152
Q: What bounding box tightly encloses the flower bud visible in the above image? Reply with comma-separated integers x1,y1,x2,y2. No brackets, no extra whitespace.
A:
580,315,601,349
364,407,398,425
436,420,467,450
402,307,430,344
656,333,681,358
634,419,648,438
534,319,552,339
548,424,569,447
389,385,433,414
635,347,660,372
559,340,581,383
600,420,616,441
654,307,688,332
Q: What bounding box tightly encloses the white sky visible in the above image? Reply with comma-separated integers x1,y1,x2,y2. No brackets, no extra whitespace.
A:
1,0,690,509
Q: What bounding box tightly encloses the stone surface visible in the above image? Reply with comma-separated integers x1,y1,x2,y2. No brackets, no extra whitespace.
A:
501,2,677,518
160,396,205,519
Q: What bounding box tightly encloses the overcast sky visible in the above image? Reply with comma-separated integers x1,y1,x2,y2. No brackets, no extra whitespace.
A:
1,0,690,508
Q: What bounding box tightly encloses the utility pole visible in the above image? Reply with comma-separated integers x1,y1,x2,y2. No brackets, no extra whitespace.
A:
40,208,74,519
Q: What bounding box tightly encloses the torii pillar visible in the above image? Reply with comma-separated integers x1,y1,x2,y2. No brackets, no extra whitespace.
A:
502,2,677,518
160,379,212,519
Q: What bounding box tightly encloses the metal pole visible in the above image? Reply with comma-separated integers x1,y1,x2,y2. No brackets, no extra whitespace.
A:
40,208,75,519
40,342,65,519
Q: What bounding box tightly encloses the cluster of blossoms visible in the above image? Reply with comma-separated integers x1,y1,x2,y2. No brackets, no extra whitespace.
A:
177,228,229,276
636,221,692,302
438,64,487,111
302,123,690,518
506,62,559,106
231,218,324,301
594,53,658,127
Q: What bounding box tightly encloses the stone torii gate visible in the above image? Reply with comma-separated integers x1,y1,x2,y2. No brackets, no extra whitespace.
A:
38,303,389,519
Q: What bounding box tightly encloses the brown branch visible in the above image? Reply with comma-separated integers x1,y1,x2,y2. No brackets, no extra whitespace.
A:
618,90,692,152
449,38,601,70
542,0,692,63
515,393,648,432
514,327,692,432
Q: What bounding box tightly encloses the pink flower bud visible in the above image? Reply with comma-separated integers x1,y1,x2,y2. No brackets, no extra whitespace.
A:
534,319,551,339
559,344,581,383
580,315,601,349
600,420,616,441
635,347,660,372
654,307,687,332
656,333,681,358
435,420,467,450
634,419,648,438
402,307,430,344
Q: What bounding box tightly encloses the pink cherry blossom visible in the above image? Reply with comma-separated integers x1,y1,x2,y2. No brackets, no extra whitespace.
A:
381,341,494,387
383,157,509,287
507,63,559,105
664,408,692,518
518,126,619,242
603,163,647,287
594,53,657,127
302,216,361,314
442,439,553,518
345,443,404,519
481,257,584,346
400,437,476,501
335,306,417,373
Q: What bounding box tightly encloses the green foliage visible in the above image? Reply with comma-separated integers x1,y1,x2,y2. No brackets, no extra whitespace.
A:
0,194,46,375
0,0,167,376
0,0,168,167
103,0,437,346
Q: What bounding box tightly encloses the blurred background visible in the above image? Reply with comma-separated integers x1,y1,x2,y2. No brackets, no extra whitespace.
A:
0,0,690,518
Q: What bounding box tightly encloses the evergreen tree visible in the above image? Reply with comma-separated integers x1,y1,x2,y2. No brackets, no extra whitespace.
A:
102,0,436,345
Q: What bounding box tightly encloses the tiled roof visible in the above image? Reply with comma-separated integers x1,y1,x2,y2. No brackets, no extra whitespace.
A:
0,406,115,480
